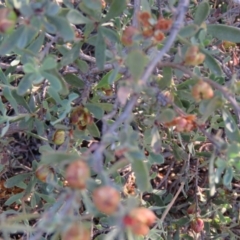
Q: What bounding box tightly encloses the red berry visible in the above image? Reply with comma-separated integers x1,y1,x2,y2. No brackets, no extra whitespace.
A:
190,218,204,233
65,160,90,189
92,186,120,215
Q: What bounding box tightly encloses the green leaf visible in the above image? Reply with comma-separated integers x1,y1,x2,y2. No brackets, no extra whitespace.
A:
31,72,45,85
4,192,25,206
50,92,78,125
151,126,161,154
222,110,240,142
201,49,223,76
101,26,120,43
159,108,176,123
3,87,18,113
104,0,126,22
47,16,74,42
49,69,69,96
0,26,25,55
41,72,62,91
41,152,79,164
125,50,148,81
27,32,45,55
194,1,210,26
158,67,172,89
178,24,199,38
1,120,9,137
5,173,30,188
23,63,36,73
207,24,240,42
97,70,121,88
67,9,91,24
148,152,164,164
83,0,102,11
63,73,85,88
41,56,57,70
108,67,121,84
132,159,151,192
0,68,9,84
46,2,60,16
95,28,106,70
141,0,151,12
92,103,113,112
36,193,55,203
200,96,223,122
85,103,104,119
60,42,81,67
223,167,233,186
16,26,29,49
17,74,32,96
87,122,101,138
75,59,89,73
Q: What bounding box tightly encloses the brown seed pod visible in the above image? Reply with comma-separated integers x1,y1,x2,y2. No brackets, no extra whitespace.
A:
62,222,91,240
65,160,90,189
92,186,120,215
190,218,204,233
121,26,138,46
138,11,151,27
191,80,214,101
52,130,65,145
35,165,54,183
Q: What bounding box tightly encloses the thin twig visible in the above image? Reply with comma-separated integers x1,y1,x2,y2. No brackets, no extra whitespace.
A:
132,0,141,28
158,62,240,123
141,0,189,85
160,181,185,222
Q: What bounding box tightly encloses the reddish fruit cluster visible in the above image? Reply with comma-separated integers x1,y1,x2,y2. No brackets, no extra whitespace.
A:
61,222,91,240
65,160,90,189
35,165,54,183
121,26,139,46
138,11,172,42
92,186,120,215
190,218,204,233
70,106,93,130
191,80,214,101
164,115,197,132
123,207,156,236
184,46,205,66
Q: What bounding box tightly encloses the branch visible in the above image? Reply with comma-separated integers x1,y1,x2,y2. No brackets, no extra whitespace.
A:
132,0,141,28
91,0,190,174
141,0,189,85
158,62,240,123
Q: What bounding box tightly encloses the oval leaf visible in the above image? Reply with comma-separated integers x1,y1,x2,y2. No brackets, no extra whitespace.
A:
207,24,240,42
194,1,210,26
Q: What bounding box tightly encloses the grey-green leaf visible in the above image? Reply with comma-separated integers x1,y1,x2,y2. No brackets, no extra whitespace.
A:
222,110,240,142
64,73,85,88
132,159,152,192
95,28,106,70
17,74,33,96
104,0,127,22
194,1,210,26
67,9,91,24
125,50,148,81
223,167,233,186
207,24,240,42
178,24,199,38
201,49,223,76
47,16,74,42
